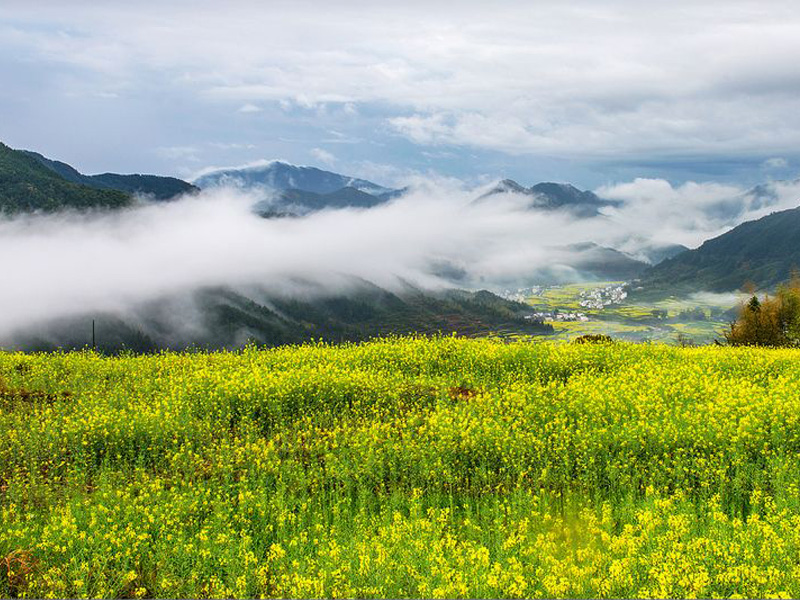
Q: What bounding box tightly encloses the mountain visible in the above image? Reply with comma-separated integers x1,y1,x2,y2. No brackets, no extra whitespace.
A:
479,179,618,217
0,142,131,213
639,205,800,293
24,150,198,200
642,243,689,266
615,240,689,266
565,242,649,280
5,284,554,353
529,182,611,213
193,161,394,195
193,160,401,215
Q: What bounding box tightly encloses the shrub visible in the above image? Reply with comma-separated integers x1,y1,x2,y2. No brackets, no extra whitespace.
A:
573,334,614,344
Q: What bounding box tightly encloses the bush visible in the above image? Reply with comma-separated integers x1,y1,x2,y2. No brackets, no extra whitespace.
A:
573,334,614,344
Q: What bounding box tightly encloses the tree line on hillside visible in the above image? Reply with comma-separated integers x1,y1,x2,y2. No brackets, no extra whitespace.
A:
725,274,800,347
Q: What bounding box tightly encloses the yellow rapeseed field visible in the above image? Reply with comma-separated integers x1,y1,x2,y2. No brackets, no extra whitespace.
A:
1,336,799,598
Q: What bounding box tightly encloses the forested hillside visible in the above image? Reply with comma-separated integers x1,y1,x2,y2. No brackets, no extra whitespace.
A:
639,205,800,293
0,143,131,213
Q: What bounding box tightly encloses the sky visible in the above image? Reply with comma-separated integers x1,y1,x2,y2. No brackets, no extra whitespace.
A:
2,0,800,189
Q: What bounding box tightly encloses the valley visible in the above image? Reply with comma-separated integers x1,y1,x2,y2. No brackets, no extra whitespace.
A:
3,4,800,597
501,281,742,344
1,138,795,351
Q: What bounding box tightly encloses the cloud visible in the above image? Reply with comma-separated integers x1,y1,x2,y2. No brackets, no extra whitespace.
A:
762,157,789,170
597,179,744,210
0,182,614,337
208,142,257,151
389,114,457,146
4,0,800,170
1,167,799,339
596,176,800,250
188,158,290,182
155,145,201,161
237,103,261,113
310,147,336,166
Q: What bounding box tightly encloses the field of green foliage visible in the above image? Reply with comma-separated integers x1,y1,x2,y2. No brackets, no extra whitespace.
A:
1,337,800,598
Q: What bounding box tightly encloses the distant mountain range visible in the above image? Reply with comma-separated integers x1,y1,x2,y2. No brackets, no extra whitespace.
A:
0,142,196,213
193,161,654,281
6,138,800,297
195,163,624,219
5,146,619,220
477,179,619,218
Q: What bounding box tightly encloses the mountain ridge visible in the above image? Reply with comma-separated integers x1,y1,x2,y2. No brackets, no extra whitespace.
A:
193,160,393,196
193,160,400,214
638,205,800,294
477,178,619,217
0,142,132,213
562,242,649,281
5,284,554,353
24,150,198,200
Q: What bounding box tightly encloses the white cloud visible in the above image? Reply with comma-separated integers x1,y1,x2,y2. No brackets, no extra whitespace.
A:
596,177,800,249
237,103,261,113
4,0,800,162
388,114,456,145
155,145,201,161
188,158,290,182
0,184,598,335
1,168,799,338
208,142,257,151
310,147,336,166
762,157,789,170
597,179,743,209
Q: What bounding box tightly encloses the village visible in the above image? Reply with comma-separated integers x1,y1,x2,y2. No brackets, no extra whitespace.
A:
525,310,590,322
578,283,628,309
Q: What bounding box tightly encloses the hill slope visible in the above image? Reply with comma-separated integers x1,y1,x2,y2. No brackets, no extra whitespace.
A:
566,242,649,280
6,285,553,353
24,151,197,200
639,205,800,293
0,143,131,213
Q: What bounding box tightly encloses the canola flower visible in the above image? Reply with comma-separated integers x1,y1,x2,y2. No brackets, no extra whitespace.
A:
0,337,799,597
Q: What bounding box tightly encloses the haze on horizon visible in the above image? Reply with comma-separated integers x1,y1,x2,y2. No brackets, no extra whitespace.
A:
2,0,800,190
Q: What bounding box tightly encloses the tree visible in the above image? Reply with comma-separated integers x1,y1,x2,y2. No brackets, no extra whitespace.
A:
725,273,800,347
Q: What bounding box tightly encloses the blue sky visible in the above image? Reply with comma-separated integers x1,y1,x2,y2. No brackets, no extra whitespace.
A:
1,0,799,190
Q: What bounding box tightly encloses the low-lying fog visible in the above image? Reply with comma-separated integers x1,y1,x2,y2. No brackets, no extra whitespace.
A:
2,175,799,338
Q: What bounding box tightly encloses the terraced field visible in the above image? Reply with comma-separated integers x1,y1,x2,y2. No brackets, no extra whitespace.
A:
522,282,743,344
